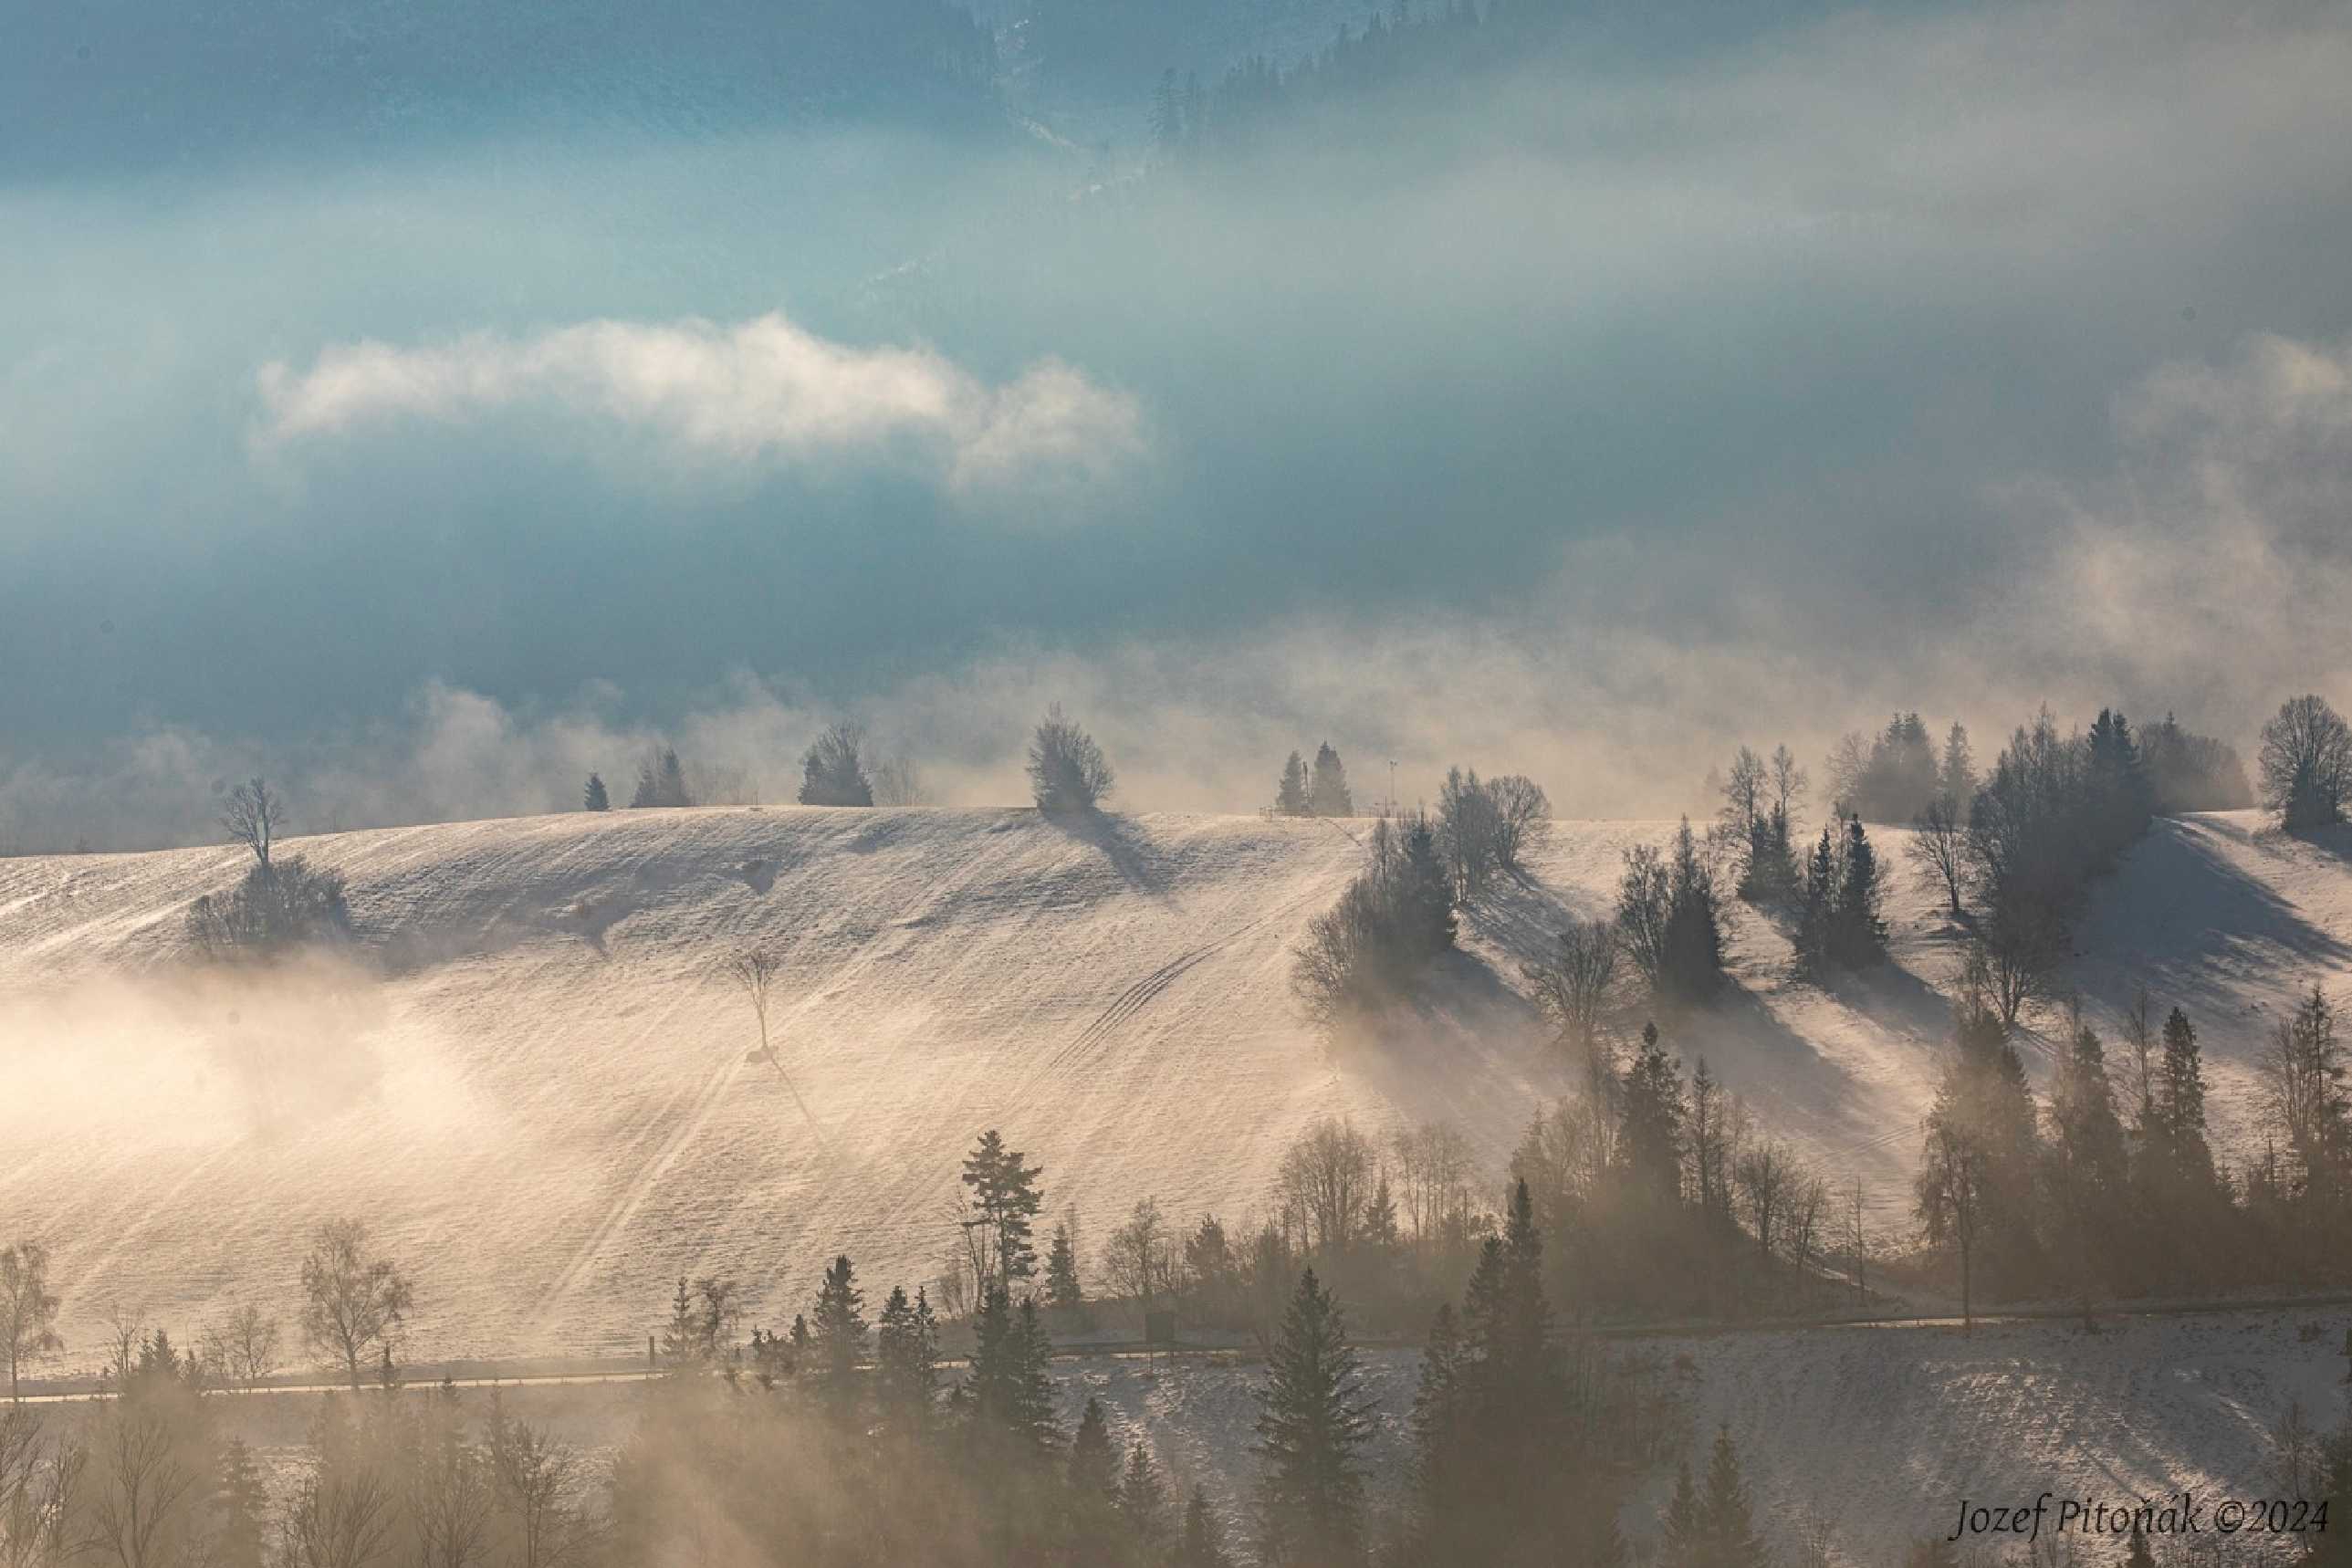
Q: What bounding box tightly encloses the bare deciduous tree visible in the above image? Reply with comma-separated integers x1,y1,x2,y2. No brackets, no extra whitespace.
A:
1970,929,2051,1032
281,1469,393,1568
725,949,829,1151
0,1404,83,1567
1523,919,1617,1070
1486,774,1551,872
1733,1139,1793,1265
1101,1198,1177,1312
487,1412,586,1568
2271,1400,2325,1500
413,1416,494,1568
219,778,281,867
1388,1123,1481,1253
299,1219,414,1391
1274,1118,1375,1256
1906,796,1968,917
2259,694,2352,831
870,755,929,808
200,1303,280,1394
0,1245,62,1405
1791,1497,1842,1568
89,1407,201,1568
727,948,781,1069
1786,1170,1829,1291
1770,745,1809,823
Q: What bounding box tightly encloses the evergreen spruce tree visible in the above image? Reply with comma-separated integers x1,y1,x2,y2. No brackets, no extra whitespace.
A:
2047,1014,2130,1303
1278,751,1312,816
1443,1179,1568,1561
1253,1268,1375,1567
965,1285,1061,1457
1400,811,1458,955
1940,723,1977,808
2156,1007,2219,1190
655,747,690,808
960,1130,1048,1294
810,1254,868,1399
1659,820,1725,1004
1617,1023,1687,1209
875,1285,940,1433
630,760,659,810
1407,1303,1467,1542
2085,708,2154,864
1658,1459,1700,1563
1120,1440,1171,1549
1046,1220,1086,1312
582,772,609,812
659,1276,702,1367
2124,1519,2156,1568
1833,814,1890,968
1794,823,1838,981
1179,1485,1235,1568
1364,1176,1400,1251
1070,1396,1120,1498
1698,1425,1769,1567
1311,743,1354,819
214,1436,270,1568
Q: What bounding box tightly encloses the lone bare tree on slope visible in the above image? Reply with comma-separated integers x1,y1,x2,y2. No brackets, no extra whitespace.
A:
300,1219,413,1391
727,947,830,1152
2259,694,2352,831
220,778,281,867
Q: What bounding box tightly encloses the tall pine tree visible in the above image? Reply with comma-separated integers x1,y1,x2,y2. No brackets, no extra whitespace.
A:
1070,1396,1120,1498
961,1131,1047,1294
810,1254,868,1403
1278,751,1312,816
1254,1269,1375,1567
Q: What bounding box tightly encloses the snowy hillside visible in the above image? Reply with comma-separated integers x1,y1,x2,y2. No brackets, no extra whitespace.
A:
0,806,2343,1367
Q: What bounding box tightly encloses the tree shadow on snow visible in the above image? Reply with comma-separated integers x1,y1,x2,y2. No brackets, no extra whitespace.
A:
2073,820,2352,999
1818,959,1956,1052
1335,948,1578,1151
1036,808,1176,899
1659,983,1895,1159
1455,864,1614,977
2252,816,2352,869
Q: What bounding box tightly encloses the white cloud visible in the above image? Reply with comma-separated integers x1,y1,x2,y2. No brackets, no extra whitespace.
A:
254,312,1146,501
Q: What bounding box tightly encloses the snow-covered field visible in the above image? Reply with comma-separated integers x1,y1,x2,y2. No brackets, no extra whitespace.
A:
1054,1309,2352,1565
2,806,2347,1375
110,1307,2352,1566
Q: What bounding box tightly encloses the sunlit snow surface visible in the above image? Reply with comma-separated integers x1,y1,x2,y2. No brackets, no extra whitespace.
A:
2,807,2344,1369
